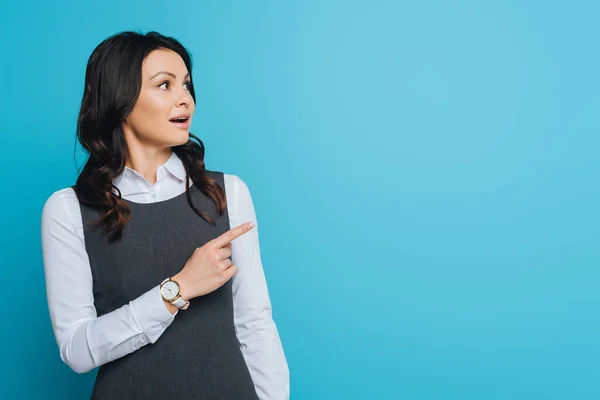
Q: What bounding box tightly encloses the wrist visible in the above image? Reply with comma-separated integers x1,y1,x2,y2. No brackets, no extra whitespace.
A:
162,298,179,315
159,275,191,311
171,272,190,301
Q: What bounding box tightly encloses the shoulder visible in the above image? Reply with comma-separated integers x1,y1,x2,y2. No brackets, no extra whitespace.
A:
221,173,252,198
216,173,255,223
41,187,81,227
203,170,250,196
42,187,78,215
205,170,245,185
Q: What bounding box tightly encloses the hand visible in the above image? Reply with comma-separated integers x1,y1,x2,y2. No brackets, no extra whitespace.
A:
173,222,255,300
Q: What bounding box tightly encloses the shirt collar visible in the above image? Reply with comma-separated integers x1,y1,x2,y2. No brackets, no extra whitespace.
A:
162,150,186,182
113,151,186,188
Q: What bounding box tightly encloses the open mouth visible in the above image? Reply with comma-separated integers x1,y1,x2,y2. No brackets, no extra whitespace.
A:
169,115,191,128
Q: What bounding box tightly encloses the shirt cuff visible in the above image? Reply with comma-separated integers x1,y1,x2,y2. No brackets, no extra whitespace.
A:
130,284,178,344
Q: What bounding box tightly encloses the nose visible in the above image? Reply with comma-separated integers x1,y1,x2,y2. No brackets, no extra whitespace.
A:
175,87,193,107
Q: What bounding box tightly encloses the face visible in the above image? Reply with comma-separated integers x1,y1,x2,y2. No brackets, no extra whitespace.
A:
121,49,195,148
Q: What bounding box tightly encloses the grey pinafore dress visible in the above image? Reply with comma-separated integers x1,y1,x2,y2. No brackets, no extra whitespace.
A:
74,170,258,399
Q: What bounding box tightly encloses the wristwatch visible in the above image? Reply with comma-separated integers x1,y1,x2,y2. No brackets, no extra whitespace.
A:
160,277,190,310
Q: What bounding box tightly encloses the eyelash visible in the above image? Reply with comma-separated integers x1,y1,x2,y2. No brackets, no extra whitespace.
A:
158,81,192,90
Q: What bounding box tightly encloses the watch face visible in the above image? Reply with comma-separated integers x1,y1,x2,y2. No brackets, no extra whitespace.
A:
161,280,180,301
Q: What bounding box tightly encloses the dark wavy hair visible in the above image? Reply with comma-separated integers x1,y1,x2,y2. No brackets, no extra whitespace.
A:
73,31,226,242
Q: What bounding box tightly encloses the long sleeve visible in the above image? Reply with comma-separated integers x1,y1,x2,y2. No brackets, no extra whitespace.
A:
41,189,177,374
227,175,290,400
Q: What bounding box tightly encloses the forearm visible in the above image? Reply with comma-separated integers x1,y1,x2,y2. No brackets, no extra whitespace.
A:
54,285,176,373
237,316,290,400
42,190,179,373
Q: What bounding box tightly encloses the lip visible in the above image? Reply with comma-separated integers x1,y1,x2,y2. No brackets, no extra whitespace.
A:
169,113,191,121
169,114,192,130
170,119,191,129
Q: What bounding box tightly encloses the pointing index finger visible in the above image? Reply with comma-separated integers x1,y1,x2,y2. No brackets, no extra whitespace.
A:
212,222,254,248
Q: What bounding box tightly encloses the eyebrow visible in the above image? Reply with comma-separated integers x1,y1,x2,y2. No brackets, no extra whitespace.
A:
149,71,190,81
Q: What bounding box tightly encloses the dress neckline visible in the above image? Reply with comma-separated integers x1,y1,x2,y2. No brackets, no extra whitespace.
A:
123,184,196,207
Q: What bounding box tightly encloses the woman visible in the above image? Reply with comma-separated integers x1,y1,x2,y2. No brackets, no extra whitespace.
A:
41,31,289,399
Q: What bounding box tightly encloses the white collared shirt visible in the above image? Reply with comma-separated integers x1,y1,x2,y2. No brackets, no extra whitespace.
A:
41,152,289,399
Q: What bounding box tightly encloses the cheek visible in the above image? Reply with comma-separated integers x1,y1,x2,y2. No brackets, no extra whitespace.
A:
129,95,169,133
139,93,170,118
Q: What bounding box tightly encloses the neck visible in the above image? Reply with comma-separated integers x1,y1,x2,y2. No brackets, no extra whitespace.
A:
125,147,172,185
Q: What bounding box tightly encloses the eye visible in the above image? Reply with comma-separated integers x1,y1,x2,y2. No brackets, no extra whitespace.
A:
183,81,192,90
158,81,170,90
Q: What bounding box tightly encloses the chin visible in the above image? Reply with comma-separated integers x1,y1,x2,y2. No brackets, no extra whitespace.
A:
172,131,190,146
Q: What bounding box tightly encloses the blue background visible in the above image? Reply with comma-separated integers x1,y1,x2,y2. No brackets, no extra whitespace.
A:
1,1,599,399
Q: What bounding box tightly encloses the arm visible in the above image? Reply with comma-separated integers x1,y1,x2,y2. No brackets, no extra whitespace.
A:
41,189,177,374
227,175,290,400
